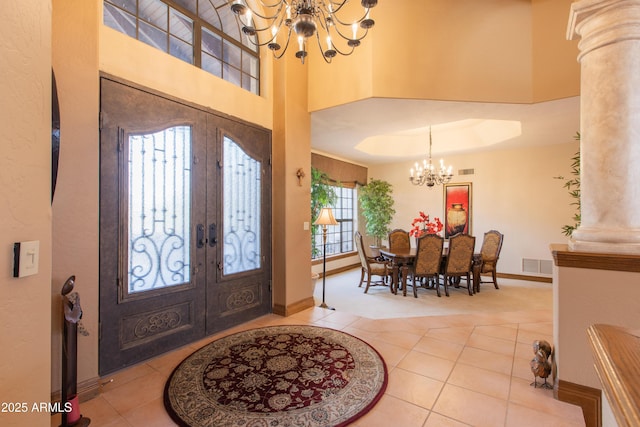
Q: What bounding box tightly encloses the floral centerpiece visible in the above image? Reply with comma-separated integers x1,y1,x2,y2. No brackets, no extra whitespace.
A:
409,211,443,237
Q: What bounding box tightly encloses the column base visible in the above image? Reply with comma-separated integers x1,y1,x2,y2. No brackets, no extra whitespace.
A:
569,227,640,255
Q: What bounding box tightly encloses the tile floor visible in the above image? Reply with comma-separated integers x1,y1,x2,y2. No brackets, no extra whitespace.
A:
52,271,586,427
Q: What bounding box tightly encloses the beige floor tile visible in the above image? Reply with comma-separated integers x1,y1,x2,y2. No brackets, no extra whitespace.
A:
374,330,423,349
73,395,123,425
424,326,474,345
466,332,516,356
101,371,166,415
473,324,519,341
397,350,455,382
509,377,584,423
506,402,586,427
517,328,553,346
457,346,514,375
386,367,445,410
424,411,472,426
100,363,156,393
122,396,178,427
433,383,508,427
350,394,430,427
447,363,511,400
413,335,465,361
364,337,412,368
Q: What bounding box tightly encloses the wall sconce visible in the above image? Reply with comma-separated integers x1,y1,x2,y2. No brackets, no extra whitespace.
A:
296,168,305,186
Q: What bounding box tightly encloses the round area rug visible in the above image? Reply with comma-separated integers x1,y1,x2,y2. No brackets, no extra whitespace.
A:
164,325,387,427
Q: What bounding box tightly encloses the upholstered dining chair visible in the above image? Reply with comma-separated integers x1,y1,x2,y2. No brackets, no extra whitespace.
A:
388,229,411,252
477,230,504,291
442,233,476,296
410,233,445,298
354,231,390,293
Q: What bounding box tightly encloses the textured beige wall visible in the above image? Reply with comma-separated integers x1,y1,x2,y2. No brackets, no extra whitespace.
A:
308,0,579,112
0,1,52,426
554,266,640,389
51,0,100,395
272,55,313,310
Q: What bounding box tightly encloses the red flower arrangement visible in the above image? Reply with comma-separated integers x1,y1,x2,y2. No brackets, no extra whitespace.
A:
409,211,443,237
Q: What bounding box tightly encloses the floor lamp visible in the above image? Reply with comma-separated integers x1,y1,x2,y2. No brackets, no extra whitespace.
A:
314,207,338,309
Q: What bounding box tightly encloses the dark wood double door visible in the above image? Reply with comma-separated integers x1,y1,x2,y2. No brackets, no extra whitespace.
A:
99,77,271,375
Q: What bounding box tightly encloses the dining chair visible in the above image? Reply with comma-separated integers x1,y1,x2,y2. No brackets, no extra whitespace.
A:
410,233,445,298
477,230,504,291
442,233,476,296
354,231,391,293
387,229,411,292
388,229,411,252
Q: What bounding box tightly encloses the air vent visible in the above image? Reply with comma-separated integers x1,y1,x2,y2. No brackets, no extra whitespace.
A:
458,168,474,175
522,258,553,275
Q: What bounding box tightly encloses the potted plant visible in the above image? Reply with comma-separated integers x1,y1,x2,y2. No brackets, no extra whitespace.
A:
358,179,395,256
555,132,581,236
311,167,337,258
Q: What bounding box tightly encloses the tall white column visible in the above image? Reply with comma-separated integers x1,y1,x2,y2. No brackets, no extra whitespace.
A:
567,0,640,255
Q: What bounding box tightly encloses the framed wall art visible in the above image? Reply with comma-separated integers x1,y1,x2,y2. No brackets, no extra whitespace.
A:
443,182,472,238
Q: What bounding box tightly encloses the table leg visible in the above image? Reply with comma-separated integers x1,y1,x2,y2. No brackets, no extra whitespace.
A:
391,264,399,295
401,265,408,297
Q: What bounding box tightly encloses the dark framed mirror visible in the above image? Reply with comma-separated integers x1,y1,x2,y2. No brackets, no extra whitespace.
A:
52,69,60,203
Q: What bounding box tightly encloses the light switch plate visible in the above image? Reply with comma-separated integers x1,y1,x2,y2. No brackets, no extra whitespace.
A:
13,240,40,278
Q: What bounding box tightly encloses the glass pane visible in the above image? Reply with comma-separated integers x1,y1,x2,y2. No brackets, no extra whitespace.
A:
170,35,194,63
218,4,242,43
128,126,192,293
202,27,222,59
139,20,167,50
103,2,137,38
223,63,242,88
139,0,168,30
105,0,137,14
242,53,259,78
170,8,193,43
173,0,197,14
198,1,222,30
202,52,223,78
223,136,261,275
223,40,241,69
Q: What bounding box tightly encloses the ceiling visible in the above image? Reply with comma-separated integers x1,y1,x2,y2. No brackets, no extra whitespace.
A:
310,96,581,166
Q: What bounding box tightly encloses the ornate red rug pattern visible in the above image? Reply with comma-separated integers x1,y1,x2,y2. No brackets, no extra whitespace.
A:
164,325,388,427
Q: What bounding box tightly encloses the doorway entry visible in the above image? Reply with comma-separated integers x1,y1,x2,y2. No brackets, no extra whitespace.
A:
99,77,271,375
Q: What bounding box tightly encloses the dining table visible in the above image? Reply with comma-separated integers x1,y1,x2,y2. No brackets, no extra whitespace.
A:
379,247,482,296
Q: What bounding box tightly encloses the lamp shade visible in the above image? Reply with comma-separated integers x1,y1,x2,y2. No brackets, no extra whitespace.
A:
314,207,338,226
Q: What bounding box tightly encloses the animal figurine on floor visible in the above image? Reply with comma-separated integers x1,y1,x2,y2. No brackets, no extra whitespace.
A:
530,339,553,389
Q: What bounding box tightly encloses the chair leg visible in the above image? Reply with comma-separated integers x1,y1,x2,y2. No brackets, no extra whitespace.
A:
358,268,365,287
434,274,441,297
364,273,371,293
492,270,499,289
466,273,473,296
443,274,450,297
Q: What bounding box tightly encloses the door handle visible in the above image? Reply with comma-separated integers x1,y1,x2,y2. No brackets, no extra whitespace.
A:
209,223,217,247
196,224,206,248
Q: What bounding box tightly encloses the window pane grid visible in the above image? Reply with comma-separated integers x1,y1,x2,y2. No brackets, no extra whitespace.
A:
312,187,356,259
103,0,259,95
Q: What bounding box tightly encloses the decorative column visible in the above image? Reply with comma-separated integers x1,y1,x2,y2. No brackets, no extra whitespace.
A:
567,0,640,255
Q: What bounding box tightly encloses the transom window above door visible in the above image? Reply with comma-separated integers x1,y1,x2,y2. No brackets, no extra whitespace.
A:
103,0,260,95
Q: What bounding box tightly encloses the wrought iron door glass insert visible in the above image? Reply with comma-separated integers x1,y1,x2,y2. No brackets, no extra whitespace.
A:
128,126,192,293
223,135,261,275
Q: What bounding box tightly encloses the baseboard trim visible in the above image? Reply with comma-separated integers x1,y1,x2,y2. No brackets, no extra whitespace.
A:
51,376,101,406
273,296,315,317
497,272,552,283
556,379,601,427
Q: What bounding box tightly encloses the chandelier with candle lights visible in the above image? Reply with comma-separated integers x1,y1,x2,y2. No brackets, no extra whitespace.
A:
409,127,454,188
230,0,378,64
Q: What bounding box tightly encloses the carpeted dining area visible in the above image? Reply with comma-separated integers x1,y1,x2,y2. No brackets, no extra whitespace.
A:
52,268,585,427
